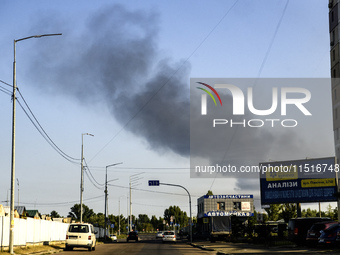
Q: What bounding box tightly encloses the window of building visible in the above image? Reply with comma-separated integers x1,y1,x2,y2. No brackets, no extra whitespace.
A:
217,202,225,210
336,108,338,119
233,202,241,210
335,89,337,101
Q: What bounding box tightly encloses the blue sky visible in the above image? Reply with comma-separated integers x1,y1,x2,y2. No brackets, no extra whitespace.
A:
0,0,334,218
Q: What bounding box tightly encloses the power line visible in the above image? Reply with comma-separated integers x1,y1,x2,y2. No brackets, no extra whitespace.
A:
19,195,104,207
0,79,12,87
257,0,290,78
83,158,105,189
107,183,200,198
0,86,12,96
1,78,80,164
209,0,290,190
16,99,79,165
84,169,103,190
17,87,80,162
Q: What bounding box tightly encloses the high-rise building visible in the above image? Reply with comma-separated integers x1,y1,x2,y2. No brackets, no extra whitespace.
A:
329,0,340,158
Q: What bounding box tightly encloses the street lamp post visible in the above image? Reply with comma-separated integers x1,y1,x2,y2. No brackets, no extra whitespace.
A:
129,173,143,232
118,196,124,236
104,163,122,239
10,33,61,254
80,133,94,223
159,182,192,244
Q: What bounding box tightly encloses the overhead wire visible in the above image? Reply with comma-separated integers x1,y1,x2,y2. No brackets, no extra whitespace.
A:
1,78,80,165
16,99,79,164
0,79,12,87
0,86,12,96
209,0,290,190
17,87,80,162
18,195,104,207
83,158,105,190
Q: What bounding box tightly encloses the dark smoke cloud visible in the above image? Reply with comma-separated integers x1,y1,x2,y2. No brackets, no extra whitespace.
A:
24,5,333,175
26,5,190,156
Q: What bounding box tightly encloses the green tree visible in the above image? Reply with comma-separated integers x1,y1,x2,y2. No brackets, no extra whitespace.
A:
301,208,318,217
206,190,213,195
150,215,159,230
279,203,297,222
164,205,188,228
137,214,152,232
264,204,282,221
245,210,258,238
107,214,126,234
68,204,95,222
326,204,337,220
88,212,105,227
50,210,61,218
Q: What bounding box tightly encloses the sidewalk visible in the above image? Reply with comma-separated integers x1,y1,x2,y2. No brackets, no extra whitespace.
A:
0,244,64,255
190,240,340,254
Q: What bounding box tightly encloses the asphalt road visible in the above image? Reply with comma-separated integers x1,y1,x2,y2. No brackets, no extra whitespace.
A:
62,236,214,255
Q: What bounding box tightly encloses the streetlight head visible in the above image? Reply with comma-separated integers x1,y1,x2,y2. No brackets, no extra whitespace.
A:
82,133,94,137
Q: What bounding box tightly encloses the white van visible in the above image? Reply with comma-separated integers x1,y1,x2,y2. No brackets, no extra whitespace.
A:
65,223,97,251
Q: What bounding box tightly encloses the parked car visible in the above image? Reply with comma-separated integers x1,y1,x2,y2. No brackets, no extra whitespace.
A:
110,234,117,242
65,223,97,251
319,223,340,245
288,217,331,245
162,231,176,243
156,231,163,239
306,221,337,246
127,231,138,242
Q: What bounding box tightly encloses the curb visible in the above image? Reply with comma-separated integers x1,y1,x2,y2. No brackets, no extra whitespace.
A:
190,242,216,252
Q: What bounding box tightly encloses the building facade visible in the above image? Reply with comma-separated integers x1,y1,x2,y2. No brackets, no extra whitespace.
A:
197,194,254,219
329,0,340,159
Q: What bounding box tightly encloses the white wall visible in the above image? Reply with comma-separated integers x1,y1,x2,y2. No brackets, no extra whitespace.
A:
0,216,69,247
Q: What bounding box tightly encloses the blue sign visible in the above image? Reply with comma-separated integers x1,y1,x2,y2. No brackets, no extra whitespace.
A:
111,224,114,228
148,180,160,186
260,157,337,204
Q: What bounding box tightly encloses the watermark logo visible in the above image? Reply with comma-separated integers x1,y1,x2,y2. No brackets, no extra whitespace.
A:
198,82,311,116
196,81,312,128
196,82,222,115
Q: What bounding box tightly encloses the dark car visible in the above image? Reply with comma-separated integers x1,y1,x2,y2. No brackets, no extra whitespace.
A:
306,221,337,246
319,223,340,245
127,231,138,242
288,217,332,244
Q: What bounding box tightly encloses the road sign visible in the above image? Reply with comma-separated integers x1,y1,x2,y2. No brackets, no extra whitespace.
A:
148,180,160,186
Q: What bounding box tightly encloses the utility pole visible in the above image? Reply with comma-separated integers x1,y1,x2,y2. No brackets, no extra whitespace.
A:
129,178,132,232
129,173,143,232
80,133,93,223
118,197,121,236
